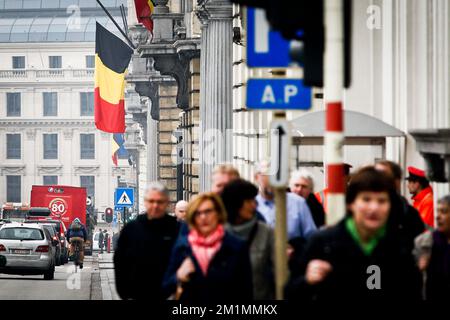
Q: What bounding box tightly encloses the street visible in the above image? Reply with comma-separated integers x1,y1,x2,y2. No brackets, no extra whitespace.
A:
0,253,118,300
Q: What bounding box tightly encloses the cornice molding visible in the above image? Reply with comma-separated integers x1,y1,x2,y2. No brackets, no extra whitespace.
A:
0,164,26,176
36,164,63,176
0,119,95,128
73,165,100,177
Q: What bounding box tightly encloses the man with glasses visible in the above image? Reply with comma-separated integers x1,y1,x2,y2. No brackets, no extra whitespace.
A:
114,182,180,300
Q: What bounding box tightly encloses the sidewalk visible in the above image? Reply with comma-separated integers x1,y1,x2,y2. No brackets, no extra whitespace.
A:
97,251,120,300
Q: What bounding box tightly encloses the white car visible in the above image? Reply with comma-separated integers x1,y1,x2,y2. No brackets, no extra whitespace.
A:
92,231,101,251
0,223,57,280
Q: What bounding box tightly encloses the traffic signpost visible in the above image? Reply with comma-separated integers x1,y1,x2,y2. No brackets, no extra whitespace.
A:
245,6,310,300
114,188,134,227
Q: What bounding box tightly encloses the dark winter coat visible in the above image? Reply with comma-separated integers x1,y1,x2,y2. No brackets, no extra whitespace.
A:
227,217,275,299
425,231,450,300
306,193,325,228
114,213,180,300
163,231,253,302
285,218,422,301
66,224,87,241
390,195,425,250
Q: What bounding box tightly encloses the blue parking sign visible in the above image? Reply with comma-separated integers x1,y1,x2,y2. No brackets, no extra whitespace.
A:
247,7,291,67
246,79,311,110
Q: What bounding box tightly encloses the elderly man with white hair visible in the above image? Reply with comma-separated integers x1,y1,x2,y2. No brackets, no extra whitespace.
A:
289,169,325,228
114,181,180,300
254,161,317,241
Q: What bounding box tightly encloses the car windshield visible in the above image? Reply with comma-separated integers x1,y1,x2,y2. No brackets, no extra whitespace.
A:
0,227,44,240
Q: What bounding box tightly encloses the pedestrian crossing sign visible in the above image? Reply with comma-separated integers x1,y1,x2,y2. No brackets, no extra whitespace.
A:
114,188,134,208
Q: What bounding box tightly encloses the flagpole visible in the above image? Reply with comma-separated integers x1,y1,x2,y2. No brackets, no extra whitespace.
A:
96,0,136,49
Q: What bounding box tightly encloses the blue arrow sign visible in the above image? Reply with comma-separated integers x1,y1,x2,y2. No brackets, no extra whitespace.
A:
247,7,292,67
114,188,134,208
246,79,312,110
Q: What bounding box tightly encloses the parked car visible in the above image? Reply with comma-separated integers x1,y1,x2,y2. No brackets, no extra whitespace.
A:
0,222,57,280
24,219,68,264
92,231,101,251
41,224,62,266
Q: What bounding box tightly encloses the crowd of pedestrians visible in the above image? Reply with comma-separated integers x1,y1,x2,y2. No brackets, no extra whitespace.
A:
114,160,449,301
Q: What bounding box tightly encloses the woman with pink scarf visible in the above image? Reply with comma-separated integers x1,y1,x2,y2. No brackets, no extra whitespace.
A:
163,192,253,302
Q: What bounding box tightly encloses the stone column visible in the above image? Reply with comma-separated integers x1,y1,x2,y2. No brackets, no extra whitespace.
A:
199,0,233,191
147,99,159,182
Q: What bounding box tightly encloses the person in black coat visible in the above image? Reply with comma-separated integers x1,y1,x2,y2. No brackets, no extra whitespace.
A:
114,182,180,300
414,195,450,300
375,160,425,246
285,166,422,301
163,192,253,302
289,169,325,228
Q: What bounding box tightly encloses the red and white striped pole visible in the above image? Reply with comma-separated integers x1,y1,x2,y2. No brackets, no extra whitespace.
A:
324,0,345,225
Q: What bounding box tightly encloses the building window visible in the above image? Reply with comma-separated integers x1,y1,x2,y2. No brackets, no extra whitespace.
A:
12,56,25,69
43,92,58,116
6,92,21,117
6,175,21,202
43,175,58,185
80,176,95,198
6,134,21,159
43,133,58,159
49,56,62,68
80,134,95,159
86,55,95,68
80,92,94,116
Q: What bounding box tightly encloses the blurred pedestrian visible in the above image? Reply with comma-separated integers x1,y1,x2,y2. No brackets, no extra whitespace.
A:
103,230,109,252
163,192,253,302
112,232,119,252
375,160,425,248
211,164,240,195
98,228,104,254
414,195,450,300
114,182,180,300
406,166,434,228
175,200,188,221
254,161,316,241
222,179,274,300
290,169,325,228
315,163,352,214
285,166,422,300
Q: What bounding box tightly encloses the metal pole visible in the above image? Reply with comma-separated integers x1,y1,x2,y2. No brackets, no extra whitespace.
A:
272,111,288,300
96,0,136,49
274,187,288,300
324,0,345,225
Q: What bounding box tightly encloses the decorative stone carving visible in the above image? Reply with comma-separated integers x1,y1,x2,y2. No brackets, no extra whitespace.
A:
128,24,150,47
134,81,160,120
152,49,200,110
26,129,36,140
0,165,26,176
37,164,63,176
63,129,74,140
73,165,100,176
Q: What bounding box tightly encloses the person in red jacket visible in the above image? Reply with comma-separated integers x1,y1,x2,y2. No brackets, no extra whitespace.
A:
406,166,434,228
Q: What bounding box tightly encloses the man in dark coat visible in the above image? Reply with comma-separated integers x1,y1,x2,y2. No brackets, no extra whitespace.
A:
289,169,325,228
375,161,425,248
414,195,450,300
114,182,180,300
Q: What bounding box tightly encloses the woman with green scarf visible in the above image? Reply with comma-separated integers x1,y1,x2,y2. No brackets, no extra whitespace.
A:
285,166,422,301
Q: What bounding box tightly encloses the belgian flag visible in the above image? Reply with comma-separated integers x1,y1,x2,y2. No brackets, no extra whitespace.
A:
94,22,133,133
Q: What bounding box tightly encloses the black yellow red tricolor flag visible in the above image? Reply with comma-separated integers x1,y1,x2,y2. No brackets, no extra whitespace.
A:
134,0,154,33
94,22,133,133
